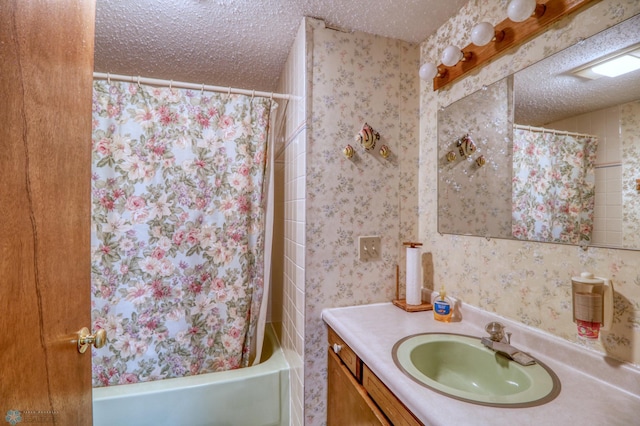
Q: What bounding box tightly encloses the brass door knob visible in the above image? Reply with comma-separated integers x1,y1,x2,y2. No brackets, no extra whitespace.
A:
77,327,107,353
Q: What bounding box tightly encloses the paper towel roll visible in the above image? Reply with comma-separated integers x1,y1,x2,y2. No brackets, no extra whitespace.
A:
406,247,422,305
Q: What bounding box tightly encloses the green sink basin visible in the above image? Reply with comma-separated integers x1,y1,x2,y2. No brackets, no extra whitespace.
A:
392,333,560,407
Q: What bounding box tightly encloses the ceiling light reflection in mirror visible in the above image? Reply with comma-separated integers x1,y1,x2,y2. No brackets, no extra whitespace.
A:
572,43,640,79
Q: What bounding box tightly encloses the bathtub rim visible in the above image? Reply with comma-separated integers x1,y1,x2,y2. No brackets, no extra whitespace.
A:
92,323,288,401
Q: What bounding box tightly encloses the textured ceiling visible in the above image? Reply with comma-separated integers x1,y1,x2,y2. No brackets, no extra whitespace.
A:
94,0,468,92
514,14,640,126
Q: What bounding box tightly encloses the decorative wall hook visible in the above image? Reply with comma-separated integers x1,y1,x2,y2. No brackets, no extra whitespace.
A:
379,145,390,159
446,151,457,162
355,122,380,151
456,134,476,158
475,155,486,167
343,144,355,159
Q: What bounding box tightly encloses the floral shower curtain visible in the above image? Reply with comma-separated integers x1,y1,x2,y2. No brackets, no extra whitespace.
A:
90,81,275,387
512,126,597,244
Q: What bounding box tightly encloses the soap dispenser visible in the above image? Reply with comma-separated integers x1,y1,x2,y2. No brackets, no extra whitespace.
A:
433,286,453,323
571,272,614,339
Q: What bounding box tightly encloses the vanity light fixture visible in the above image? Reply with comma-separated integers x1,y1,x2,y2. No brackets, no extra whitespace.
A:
441,45,472,67
572,43,640,79
507,0,546,23
419,62,447,81
424,0,597,91
470,22,505,47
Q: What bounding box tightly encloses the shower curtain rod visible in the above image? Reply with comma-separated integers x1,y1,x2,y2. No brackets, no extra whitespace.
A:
514,124,595,139
93,72,293,101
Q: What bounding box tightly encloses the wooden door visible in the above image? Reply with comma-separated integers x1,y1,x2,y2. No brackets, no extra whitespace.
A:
0,1,96,425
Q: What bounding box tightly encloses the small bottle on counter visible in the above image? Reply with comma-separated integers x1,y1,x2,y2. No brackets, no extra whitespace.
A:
433,285,453,323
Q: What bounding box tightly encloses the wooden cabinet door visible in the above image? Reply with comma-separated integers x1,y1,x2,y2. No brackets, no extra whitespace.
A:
0,1,96,424
363,365,423,426
327,349,390,426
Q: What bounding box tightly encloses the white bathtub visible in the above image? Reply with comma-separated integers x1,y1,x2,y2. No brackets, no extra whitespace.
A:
92,324,290,426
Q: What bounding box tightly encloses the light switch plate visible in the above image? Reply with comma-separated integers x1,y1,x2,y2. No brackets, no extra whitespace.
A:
358,236,381,261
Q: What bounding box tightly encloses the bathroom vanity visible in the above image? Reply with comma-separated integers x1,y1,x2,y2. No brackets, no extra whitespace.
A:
322,303,640,425
327,327,420,425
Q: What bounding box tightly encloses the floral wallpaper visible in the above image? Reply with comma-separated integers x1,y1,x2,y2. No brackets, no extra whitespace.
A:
438,77,513,238
622,100,640,249
296,2,640,424
90,81,273,386
421,0,640,367
302,19,419,426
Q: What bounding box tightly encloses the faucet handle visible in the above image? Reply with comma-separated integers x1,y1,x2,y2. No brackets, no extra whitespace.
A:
485,321,504,333
485,321,505,342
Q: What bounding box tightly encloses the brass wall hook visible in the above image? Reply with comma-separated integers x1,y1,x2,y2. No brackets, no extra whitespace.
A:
343,144,355,159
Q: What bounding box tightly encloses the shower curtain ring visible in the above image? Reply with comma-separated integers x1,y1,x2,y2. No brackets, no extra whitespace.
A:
201,83,205,94
270,92,274,100
169,80,173,90
137,75,141,87
251,90,255,100
227,87,231,98
107,72,111,84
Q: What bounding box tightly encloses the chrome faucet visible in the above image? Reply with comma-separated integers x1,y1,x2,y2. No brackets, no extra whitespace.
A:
482,322,535,366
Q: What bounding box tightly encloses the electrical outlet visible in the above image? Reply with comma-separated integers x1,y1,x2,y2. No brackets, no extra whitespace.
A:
358,236,381,261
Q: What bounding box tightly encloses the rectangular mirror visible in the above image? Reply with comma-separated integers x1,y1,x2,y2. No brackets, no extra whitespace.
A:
437,13,640,250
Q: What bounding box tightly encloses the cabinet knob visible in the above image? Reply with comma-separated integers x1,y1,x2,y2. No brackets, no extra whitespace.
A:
332,343,342,354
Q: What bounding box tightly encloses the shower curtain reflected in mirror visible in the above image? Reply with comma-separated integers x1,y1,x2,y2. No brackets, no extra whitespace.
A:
512,126,598,245
90,81,276,387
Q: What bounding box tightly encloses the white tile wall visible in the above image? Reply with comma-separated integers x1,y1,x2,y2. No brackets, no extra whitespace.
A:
547,105,622,246
274,18,307,426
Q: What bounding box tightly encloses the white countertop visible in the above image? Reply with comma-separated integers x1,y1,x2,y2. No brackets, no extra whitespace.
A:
322,302,640,426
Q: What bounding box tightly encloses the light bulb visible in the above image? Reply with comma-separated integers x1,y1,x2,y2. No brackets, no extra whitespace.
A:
419,63,438,81
471,22,496,46
507,0,537,22
442,46,463,67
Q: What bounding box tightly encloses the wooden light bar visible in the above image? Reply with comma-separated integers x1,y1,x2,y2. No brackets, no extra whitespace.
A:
432,0,600,90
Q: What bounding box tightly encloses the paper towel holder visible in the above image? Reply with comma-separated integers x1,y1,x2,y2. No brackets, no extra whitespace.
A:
392,244,433,312
571,272,614,339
